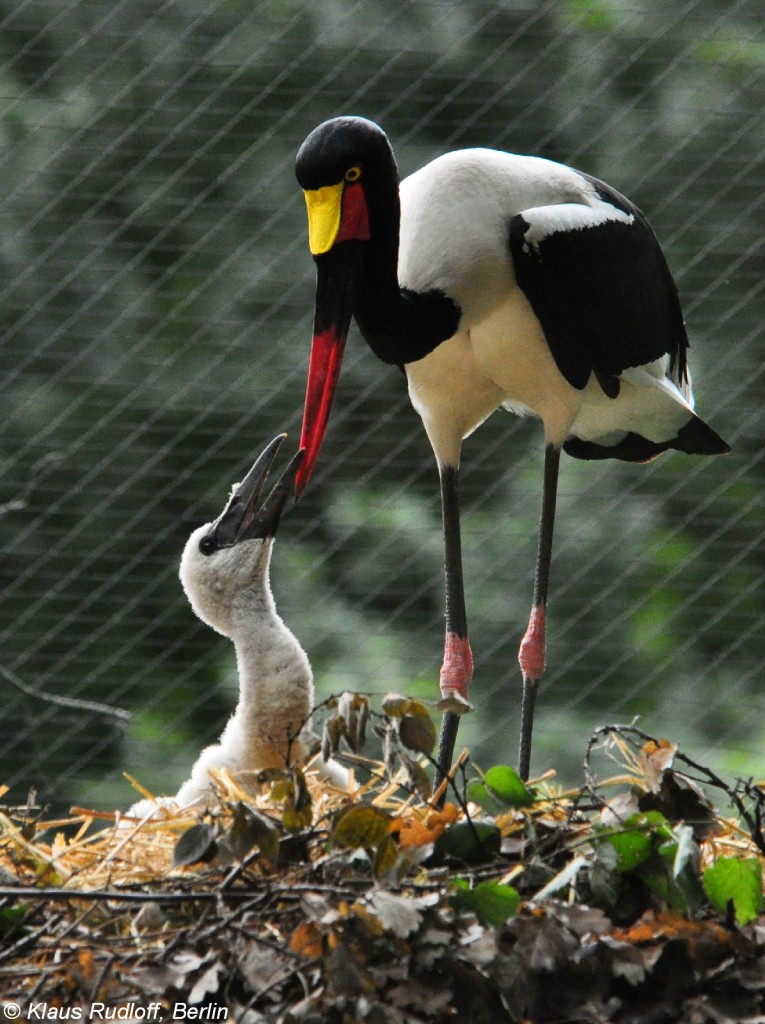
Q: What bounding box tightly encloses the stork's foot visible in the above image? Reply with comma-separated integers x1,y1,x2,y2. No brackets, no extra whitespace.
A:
436,691,474,714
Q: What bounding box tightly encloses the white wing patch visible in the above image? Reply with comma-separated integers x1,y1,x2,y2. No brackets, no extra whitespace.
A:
520,199,635,251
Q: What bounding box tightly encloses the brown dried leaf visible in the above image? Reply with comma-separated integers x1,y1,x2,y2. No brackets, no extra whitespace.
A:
373,834,402,880
330,804,393,850
399,707,436,755
228,803,279,867
390,978,454,1015
322,714,346,760
638,739,678,794
280,768,313,832
239,943,291,996
336,691,369,753
400,752,432,800
289,921,324,959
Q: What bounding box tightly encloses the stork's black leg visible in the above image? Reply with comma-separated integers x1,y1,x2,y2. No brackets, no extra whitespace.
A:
518,444,561,781
434,465,473,791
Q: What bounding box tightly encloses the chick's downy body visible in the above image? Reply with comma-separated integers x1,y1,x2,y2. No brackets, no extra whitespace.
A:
175,525,314,804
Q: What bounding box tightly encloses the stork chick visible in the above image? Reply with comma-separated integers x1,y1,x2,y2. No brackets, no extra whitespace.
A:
171,434,346,807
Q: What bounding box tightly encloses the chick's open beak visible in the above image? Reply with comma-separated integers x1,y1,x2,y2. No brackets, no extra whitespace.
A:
213,435,303,546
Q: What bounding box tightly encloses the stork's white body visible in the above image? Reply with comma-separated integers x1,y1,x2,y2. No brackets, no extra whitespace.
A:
399,149,693,469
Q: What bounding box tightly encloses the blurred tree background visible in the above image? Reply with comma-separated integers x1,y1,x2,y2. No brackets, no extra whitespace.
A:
1,0,763,813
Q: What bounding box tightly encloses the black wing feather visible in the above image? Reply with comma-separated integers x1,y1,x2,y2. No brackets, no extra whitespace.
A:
509,175,689,394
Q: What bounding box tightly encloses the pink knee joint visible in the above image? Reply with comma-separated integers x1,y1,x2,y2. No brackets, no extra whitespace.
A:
439,632,474,703
519,604,546,682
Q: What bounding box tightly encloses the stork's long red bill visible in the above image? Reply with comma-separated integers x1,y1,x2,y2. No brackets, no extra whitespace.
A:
295,243,362,498
296,325,346,497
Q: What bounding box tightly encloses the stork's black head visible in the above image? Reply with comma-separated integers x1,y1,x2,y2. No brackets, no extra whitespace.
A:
295,116,397,193
294,117,401,497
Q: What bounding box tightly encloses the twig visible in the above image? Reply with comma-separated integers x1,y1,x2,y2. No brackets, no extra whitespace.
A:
584,722,765,856
0,885,261,904
0,908,63,966
430,747,470,808
158,903,217,963
0,452,63,518
0,880,367,906
192,895,269,947
89,954,115,1002
1,665,130,723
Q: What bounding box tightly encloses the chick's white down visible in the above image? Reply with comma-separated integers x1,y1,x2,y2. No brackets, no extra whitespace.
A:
129,515,347,816
175,525,317,804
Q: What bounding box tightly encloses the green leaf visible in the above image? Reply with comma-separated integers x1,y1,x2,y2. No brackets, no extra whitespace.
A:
600,811,672,873
605,826,653,873
466,780,490,804
451,880,520,927
640,858,705,915
172,823,218,867
0,904,27,936
484,765,535,808
432,819,501,866
703,857,763,925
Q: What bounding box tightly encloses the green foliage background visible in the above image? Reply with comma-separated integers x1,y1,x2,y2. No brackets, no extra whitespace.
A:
1,0,763,811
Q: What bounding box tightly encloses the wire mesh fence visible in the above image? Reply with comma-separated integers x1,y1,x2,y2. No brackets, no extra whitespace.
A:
1,0,763,813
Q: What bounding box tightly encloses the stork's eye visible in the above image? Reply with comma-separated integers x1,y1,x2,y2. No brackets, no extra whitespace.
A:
199,534,217,556
344,165,362,182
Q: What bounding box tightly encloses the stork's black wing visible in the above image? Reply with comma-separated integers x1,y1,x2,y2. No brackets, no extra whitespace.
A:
509,175,688,397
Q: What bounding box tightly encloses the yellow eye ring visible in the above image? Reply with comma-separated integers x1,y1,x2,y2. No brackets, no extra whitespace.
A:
344,165,362,183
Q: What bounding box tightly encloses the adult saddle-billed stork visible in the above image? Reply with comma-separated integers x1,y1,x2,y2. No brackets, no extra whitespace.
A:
293,115,730,782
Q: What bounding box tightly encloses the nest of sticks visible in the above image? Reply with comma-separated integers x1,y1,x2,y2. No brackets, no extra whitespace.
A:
2,723,765,1023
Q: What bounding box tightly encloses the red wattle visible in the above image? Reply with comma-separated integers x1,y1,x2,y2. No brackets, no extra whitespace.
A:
335,182,370,244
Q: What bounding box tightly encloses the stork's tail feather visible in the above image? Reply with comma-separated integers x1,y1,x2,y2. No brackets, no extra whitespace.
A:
674,415,731,456
564,415,730,464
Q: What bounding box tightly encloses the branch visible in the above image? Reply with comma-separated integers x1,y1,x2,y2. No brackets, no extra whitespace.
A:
2,665,130,723
0,452,63,518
